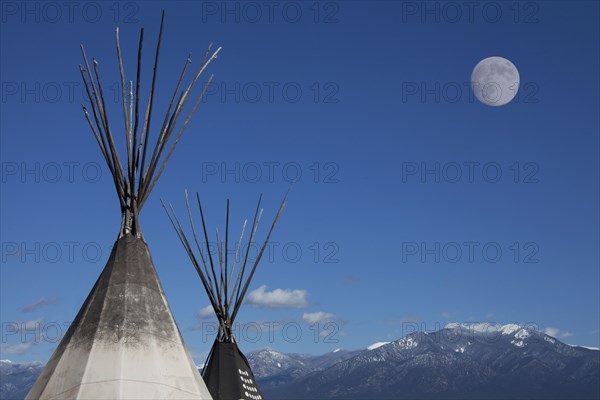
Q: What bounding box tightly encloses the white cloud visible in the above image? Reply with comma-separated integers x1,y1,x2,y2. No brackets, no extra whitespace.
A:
245,285,308,309
22,318,44,331
5,318,45,332
544,327,560,337
21,296,59,313
368,342,390,350
319,330,332,338
545,327,573,338
0,319,56,353
196,305,214,319
302,312,335,324
0,342,33,354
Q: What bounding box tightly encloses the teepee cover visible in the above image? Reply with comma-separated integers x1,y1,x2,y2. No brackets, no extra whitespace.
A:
203,340,262,400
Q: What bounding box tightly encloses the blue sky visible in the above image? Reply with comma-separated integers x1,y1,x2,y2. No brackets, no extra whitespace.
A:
1,1,598,364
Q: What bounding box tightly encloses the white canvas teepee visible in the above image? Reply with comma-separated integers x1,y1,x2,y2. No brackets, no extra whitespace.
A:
26,12,219,400
162,191,288,400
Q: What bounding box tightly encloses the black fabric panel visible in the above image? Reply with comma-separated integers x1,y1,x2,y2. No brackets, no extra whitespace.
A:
203,340,264,400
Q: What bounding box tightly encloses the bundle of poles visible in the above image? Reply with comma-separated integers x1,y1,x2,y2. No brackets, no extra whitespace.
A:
162,190,288,342
79,10,221,237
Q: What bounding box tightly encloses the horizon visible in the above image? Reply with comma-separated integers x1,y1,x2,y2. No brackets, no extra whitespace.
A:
2,319,598,364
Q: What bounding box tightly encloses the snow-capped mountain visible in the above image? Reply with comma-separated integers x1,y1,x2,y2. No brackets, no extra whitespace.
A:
268,323,600,399
2,324,598,399
247,348,311,380
246,347,361,390
0,360,44,400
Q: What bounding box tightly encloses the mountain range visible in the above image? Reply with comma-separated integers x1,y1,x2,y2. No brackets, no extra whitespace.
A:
1,323,598,399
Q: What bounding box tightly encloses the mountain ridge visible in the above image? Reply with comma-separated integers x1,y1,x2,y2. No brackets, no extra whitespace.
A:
262,324,599,399
2,323,598,400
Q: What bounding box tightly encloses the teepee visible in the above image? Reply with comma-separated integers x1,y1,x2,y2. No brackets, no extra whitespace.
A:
162,191,288,400
26,12,219,400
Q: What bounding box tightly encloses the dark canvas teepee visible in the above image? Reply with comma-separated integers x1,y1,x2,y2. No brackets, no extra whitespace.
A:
27,13,219,400
162,191,289,400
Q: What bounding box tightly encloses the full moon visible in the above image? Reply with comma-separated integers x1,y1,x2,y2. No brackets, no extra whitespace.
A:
471,56,520,106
